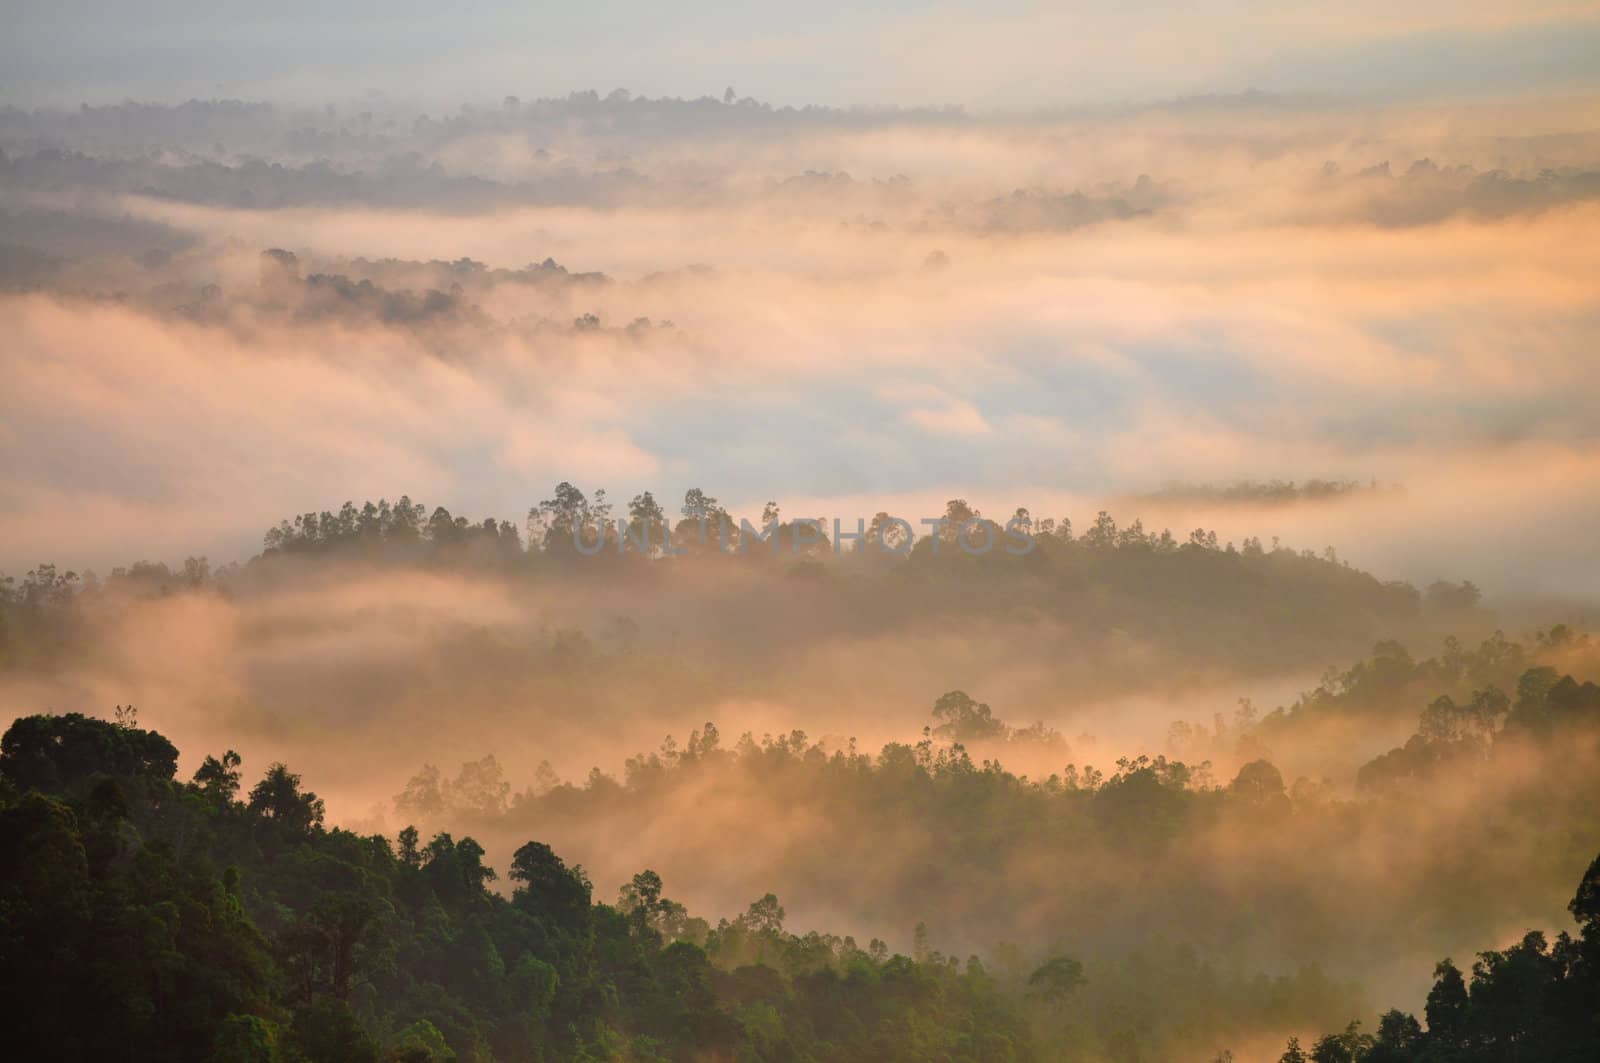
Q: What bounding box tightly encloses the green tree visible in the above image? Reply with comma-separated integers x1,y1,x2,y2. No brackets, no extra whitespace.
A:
248,763,325,834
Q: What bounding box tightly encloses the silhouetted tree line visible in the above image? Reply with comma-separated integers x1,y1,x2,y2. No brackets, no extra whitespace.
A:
384,661,1600,1058
3,669,1596,1058
0,712,1055,1061
1264,625,1587,731
261,496,523,563
1355,658,1600,792
2,484,1457,678
1283,852,1600,1062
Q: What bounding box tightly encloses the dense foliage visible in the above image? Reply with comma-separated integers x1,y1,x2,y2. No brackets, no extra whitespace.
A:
3,707,1597,1061
1286,852,1600,1062
1,485,1476,685
1,492,1594,1060
0,713,1047,1062
390,647,1600,980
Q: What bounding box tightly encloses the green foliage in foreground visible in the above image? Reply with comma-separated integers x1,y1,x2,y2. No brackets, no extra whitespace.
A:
0,712,1036,1062
1287,852,1600,1062
2,709,1596,1061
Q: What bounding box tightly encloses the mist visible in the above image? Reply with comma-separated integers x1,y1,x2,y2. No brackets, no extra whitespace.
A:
3,59,1600,1063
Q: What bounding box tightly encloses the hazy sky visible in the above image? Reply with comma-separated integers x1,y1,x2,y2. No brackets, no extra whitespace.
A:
3,5,1600,602
4,1,1600,109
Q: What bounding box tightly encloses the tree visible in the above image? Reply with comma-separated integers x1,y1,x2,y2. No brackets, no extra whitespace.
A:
675,488,732,553
210,1014,280,1063
530,482,592,552
247,763,325,834
863,511,910,555
1083,510,1118,548
737,893,786,936
628,490,667,552
1309,1021,1372,1063
1229,759,1287,806
389,1019,456,1062
935,499,980,548
1365,1010,1422,1062
193,749,242,804
397,825,421,869
456,836,497,893
419,832,497,905
1303,852,1600,1061
0,712,179,793
0,713,1049,1061
1028,955,1086,1001
681,487,720,521
621,868,662,911
281,881,393,1002
396,764,446,819
448,755,510,818
931,690,1006,742
287,998,379,1063
1424,958,1469,1053
1570,850,1600,944
509,840,592,924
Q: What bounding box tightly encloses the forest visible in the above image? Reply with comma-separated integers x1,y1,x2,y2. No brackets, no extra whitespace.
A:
5,33,1600,1059
3,708,1596,1062
3,486,1598,1059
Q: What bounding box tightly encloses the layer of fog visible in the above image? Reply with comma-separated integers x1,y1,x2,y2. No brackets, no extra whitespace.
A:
6,97,1599,586
3,93,1600,1027
7,557,1582,998
0,560,1358,814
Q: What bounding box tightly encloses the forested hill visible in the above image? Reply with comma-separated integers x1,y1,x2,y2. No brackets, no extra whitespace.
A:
1288,852,1600,1062
0,712,1038,1061
1,486,1486,685
386,653,1600,1003
3,711,1597,1062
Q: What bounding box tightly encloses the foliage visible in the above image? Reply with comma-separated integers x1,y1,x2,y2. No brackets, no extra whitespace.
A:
1291,852,1600,1061
0,713,1037,1062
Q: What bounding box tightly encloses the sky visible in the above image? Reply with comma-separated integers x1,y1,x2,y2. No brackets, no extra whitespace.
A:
2,4,1600,603
4,1,1600,109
